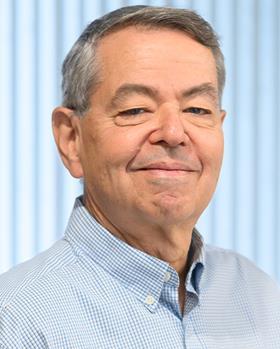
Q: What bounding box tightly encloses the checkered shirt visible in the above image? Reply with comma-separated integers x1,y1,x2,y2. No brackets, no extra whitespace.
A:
0,197,279,348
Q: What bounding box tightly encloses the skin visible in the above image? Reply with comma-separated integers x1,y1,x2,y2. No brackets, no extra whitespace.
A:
52,27,226,313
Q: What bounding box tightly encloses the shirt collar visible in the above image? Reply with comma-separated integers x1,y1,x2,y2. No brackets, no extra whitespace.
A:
64,196,205,310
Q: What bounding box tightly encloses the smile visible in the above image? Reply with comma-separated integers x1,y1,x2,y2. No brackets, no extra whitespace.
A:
132,161,200,174
139,168,196,177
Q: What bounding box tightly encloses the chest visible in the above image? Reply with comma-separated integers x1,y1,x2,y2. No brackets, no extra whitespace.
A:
29,294,264,349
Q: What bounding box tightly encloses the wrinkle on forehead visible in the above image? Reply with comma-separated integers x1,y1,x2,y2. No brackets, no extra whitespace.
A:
106,82,219,111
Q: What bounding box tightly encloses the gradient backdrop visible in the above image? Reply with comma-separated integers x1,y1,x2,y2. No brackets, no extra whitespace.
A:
0,0,279,283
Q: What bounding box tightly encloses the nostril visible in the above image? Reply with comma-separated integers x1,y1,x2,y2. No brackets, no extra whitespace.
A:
149,132,187,148
148,123,187,147
147,110,191,147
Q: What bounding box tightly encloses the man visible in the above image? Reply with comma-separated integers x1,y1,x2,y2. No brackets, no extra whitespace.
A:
0,5,279,348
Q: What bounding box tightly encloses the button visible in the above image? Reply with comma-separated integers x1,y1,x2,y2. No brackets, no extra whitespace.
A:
164,271,171,282
145,295,155,305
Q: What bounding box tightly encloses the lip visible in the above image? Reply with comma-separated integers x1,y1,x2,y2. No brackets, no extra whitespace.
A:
137,162,199,172
138,162,195,172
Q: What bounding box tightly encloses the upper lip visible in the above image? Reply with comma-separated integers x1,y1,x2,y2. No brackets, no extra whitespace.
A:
136,162,199,171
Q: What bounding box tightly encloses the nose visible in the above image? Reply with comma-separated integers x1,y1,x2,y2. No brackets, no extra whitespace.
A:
148,110,188,147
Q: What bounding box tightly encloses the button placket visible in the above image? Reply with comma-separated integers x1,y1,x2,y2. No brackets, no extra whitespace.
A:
163,271,171,282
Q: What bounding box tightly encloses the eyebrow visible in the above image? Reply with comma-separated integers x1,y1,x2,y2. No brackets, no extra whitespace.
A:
181,83,219,103
107,82,219,110
107,84,159,110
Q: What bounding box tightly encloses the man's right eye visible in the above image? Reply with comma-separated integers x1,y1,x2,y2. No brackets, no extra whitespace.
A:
115,107,152,126
119,108,147,116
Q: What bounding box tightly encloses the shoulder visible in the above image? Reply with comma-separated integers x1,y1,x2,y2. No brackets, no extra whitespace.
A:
203,244,280,323
0,239,79,347
0,239,77,310
204,244,279,289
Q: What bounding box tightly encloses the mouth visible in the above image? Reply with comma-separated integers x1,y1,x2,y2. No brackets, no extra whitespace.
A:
133,162,200,177
140,169,190,177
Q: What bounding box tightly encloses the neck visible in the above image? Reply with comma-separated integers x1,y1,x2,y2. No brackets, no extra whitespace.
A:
121,227,193,276
84,194,198,278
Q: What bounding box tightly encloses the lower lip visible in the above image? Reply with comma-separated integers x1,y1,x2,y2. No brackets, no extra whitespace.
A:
140,169,193,177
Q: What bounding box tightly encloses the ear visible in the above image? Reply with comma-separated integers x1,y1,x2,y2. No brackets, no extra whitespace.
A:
52,107,84,178
220,109,227,124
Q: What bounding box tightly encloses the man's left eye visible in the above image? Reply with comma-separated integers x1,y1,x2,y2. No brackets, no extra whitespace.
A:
184,107,210,115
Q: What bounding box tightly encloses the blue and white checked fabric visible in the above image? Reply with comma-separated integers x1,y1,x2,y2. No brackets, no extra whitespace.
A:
0,197,279,348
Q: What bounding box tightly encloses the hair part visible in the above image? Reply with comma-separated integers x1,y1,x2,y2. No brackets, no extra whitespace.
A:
62,5,225,116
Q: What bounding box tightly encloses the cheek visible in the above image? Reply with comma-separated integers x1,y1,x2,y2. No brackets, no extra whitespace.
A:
83,128,145,178
196,131,224,172
99,127,146,166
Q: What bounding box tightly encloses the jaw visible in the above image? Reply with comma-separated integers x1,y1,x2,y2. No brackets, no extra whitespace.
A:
84,162,217,240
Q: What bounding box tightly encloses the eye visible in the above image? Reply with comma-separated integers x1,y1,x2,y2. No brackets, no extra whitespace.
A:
184,107,211,115
115,107,151,126
119,108,147,117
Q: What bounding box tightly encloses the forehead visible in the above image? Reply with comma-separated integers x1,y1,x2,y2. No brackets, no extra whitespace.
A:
94,27,218,96
98,26,215,65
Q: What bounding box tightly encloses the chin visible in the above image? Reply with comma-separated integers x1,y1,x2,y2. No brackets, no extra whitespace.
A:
151,196,197,224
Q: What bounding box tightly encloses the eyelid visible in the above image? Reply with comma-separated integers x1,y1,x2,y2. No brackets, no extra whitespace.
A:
118,107,149,116
184,107,211,115
115,107,152,126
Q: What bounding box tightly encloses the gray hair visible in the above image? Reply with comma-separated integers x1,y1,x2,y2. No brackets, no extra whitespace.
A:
62,5,225,115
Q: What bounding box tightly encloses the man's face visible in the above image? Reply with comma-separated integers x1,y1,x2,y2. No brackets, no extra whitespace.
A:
77,27,225,230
